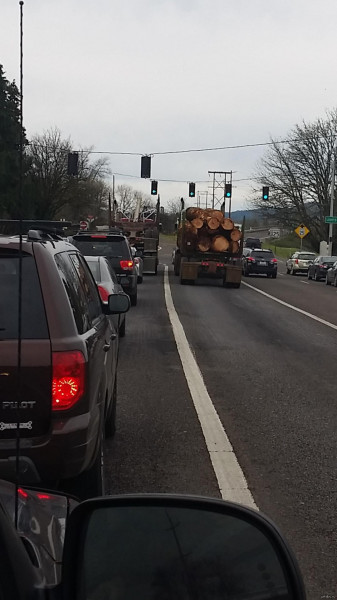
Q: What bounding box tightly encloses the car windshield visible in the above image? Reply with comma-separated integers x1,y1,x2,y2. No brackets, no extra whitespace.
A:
85,260,101,281
251,251,274,259
72,238,126,258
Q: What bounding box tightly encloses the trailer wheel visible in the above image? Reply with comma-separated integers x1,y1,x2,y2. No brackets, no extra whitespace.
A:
174,252,181,276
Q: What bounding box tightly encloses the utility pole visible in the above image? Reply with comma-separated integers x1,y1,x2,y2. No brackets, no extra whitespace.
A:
328,140,337,256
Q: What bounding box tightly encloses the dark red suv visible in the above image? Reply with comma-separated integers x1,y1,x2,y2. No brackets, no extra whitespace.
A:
0,228,129,499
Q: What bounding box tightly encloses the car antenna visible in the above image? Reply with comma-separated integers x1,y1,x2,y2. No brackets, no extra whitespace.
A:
14,0,25,529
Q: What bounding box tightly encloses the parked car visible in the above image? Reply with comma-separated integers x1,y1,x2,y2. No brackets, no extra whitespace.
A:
71,231,138,305
244,237,262,249
325,260,337,286
242,248,277,277
307,255,337,281
286,251,316,275
130,246,144,283
84,256,128,337
0,227,129,499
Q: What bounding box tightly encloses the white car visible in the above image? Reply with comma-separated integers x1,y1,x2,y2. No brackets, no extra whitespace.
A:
131,247,144,283
286,252,316,275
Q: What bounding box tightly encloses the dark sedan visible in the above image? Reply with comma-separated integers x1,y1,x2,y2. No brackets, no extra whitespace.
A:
325,260,337,286
242,249,277,278
307,256,337,281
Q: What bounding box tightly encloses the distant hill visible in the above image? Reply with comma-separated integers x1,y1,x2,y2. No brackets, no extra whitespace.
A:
230,208,264,223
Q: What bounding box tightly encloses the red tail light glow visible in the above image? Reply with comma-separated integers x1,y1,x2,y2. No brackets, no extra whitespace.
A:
247,257,255,262
18,488,29,499
202,261,209,266
52,351,85,410
295,259,299,264
97,285,110,302
271,258,278,263
120,260,134,270
90,235,107,238
36,493,52,500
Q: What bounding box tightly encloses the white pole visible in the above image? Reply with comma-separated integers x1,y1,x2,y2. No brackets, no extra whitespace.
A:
328,141,337,256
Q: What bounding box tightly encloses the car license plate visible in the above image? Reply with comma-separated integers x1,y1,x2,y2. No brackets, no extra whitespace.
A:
259,261,267,266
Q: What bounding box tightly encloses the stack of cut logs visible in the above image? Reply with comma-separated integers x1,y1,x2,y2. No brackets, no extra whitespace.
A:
178,207,242,254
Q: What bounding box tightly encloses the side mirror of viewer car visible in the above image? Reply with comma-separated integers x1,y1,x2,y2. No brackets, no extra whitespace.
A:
105,292,130,315
61,494,307,600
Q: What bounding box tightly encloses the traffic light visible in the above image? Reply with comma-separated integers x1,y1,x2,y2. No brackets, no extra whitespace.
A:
262,186,269,200
225,183,232,198
141,155,151,178
151,180,158,195
189,182,196,198
67,152,79,176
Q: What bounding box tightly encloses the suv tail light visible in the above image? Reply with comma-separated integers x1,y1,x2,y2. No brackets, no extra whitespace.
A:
247,257,255,262
52,351,85,410
295,259,299,264
97,285,110,302
120,260,134,270
271,258,278,263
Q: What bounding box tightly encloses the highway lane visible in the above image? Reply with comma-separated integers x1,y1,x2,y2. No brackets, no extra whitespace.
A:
242,266,337,326
105,239,336,600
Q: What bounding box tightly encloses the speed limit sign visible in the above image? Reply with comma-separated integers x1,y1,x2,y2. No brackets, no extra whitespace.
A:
80,220,88,231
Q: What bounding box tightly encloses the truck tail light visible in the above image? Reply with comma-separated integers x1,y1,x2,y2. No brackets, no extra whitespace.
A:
97,285,110,302
120,260,134,270
52,351,85,410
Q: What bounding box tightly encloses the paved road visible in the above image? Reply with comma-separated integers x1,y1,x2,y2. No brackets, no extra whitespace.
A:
105,238,337,600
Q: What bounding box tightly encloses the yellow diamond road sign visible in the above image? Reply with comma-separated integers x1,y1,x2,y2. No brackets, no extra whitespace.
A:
295,224,310,239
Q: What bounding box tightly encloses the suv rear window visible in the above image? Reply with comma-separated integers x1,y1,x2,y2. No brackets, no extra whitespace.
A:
251,250,274,259
72,236,130,259
298,254,316,260
0,253,49,340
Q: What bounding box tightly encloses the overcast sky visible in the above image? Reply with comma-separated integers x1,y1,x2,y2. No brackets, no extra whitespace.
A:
2,0,337,210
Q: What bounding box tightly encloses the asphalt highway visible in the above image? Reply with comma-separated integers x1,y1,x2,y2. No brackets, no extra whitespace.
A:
105,238,337,600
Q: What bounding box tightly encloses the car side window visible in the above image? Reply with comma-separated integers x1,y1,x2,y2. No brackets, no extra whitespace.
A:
69,253,103,323
106,261,118,284
55,253,90,334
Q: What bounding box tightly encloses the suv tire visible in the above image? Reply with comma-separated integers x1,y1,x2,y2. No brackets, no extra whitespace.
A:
105,376,117,439
130,291,137,306
119,318,126,338
60,428,105,500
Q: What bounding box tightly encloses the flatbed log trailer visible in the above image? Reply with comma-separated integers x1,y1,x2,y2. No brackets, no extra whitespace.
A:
174,207,244,288
111,199,160,275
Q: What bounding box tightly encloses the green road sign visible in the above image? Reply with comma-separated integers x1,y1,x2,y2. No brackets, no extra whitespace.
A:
325,216,337,224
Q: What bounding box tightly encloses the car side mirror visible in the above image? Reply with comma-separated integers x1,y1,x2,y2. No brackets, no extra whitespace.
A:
135,250,143,258
61,495,306,600
105,293,130,315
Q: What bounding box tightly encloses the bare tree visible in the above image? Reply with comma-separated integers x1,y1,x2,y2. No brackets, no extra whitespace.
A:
115,184,153,218
253,110,337,248
25,127,110,219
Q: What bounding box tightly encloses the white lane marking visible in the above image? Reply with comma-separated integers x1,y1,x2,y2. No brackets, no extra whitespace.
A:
163,266,257,509
301,281,309,285
242,281,337,331
278,273,285,276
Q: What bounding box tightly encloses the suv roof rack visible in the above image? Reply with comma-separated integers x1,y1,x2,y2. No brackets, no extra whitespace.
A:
0,220,72,237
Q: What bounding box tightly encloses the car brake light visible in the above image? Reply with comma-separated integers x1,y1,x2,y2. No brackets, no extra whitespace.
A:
52,351,85,410
120,260,134,270
36,493,52,500
202,261,209,266
97,285,110,302
295,259,299,264
18,488,29,499
271,258,278,263
247,257,255,262
90,235,107,238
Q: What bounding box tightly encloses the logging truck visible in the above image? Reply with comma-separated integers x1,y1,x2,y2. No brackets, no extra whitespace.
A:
111,198,160,275
173,207,244,288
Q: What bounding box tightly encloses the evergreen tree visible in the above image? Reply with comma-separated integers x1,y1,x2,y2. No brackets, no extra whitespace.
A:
0,64,28,217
